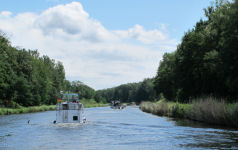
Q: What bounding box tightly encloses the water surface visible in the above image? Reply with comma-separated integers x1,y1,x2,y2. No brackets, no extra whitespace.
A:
0,106,238,150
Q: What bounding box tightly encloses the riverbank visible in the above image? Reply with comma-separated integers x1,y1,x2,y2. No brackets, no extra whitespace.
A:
140,98,238,127
0,105,56,115
0,99,109,115
80,98,109,108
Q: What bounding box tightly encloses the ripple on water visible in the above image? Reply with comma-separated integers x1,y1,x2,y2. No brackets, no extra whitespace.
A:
0,107,238,150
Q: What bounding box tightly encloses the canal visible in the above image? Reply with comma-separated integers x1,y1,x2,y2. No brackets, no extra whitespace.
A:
0,106,238,150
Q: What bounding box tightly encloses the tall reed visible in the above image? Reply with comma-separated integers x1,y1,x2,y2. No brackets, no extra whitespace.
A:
140,97,238,127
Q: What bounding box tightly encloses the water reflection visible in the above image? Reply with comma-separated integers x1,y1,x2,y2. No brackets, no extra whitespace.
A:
171,118,238,149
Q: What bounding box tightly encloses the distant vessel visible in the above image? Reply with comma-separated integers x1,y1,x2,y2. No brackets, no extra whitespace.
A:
110,100,126,109
56,93,85,123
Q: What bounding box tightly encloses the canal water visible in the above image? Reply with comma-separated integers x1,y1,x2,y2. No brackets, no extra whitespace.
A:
0,106,238,150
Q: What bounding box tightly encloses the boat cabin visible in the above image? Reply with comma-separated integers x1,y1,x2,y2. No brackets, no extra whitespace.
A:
56,93,85,123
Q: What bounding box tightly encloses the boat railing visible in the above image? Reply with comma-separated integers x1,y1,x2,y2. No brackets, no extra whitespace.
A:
56,102,83,110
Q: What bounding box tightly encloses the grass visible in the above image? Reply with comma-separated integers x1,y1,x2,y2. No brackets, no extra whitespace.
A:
80,98,109,108
140,97,238,127
0,105,56,115
0,99,109,115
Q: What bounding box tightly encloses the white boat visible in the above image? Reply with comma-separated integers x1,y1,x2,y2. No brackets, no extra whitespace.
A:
56,93,85,123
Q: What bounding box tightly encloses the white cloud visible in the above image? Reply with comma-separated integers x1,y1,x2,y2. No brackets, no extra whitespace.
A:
0,11,12,17
0,2,177,90
35,2,116,42
114,24,176,44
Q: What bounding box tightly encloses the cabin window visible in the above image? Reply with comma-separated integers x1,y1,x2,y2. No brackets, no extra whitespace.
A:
73,116,78,121
62,104,68,110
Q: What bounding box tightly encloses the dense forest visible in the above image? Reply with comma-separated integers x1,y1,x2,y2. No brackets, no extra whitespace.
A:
154,0,238,103
96,78,158,104
97,0,238,103
0,34,65,106
0,34,100,107
64,80,105,102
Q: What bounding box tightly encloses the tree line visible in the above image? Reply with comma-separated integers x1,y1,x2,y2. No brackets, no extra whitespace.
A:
0,34,66,106
154,0,238,103
96,78,158,104
0,34,107,107
64,80,102,101
96,0,238,104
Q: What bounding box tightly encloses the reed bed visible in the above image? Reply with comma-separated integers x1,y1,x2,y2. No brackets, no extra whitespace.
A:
140,98,238,127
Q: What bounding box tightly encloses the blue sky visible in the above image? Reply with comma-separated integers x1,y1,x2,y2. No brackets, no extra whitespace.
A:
0,0,214,89
0,0,212,40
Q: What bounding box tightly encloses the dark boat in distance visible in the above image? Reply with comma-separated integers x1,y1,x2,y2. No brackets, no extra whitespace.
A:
110,100,126,109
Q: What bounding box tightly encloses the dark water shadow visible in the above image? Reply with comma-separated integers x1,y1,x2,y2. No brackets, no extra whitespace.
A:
168,118,238,149
170,118,238,131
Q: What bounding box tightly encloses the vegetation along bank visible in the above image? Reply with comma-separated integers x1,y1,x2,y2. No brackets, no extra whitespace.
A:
140,98,238,127
0,99,108,115
0,32,107,114
98,0,238,127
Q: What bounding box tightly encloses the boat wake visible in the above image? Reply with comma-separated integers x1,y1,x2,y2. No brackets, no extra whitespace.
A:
55,123,85,128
